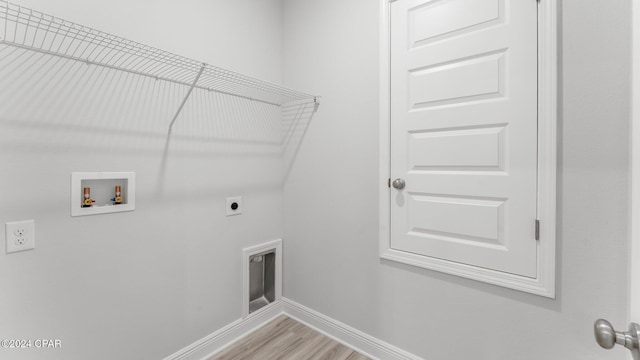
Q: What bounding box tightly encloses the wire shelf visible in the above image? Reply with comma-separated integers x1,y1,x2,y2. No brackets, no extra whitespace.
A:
0,1,318,113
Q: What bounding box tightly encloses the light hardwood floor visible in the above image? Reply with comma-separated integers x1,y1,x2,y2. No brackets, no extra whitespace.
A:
208,315,370,360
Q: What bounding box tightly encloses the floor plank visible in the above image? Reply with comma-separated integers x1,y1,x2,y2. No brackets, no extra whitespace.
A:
208,315,370,360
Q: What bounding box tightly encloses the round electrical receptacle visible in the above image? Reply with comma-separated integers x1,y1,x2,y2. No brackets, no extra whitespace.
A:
231,202,239,210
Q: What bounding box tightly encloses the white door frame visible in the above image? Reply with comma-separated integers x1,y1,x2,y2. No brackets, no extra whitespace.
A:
630,0,640,324
379,0,557,297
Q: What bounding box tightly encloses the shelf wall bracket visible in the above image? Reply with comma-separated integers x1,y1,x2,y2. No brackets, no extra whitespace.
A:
168,63,206,134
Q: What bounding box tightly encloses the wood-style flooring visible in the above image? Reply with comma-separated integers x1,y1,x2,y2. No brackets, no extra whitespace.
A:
208,315,370,360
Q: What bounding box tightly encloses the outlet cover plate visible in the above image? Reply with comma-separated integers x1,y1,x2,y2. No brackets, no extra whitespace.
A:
6,220,35,254
226,196,242,216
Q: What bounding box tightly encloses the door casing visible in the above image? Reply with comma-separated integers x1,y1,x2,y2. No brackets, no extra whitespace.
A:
378,0,558,298
630,0,640,328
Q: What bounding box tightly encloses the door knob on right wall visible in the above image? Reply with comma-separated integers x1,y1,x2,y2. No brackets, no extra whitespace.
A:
594,319,640,359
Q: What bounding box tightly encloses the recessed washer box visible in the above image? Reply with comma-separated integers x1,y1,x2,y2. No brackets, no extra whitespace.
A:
71,172,135,217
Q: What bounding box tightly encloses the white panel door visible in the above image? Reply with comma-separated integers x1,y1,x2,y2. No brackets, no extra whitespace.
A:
390,0,538,277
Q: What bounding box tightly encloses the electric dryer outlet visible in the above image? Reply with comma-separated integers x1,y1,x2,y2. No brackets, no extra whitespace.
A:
226,197,243,216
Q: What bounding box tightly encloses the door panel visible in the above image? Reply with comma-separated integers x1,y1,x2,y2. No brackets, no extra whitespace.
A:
408,126,506,170
408,50,506,109
390,0,538,277
409,0,505,48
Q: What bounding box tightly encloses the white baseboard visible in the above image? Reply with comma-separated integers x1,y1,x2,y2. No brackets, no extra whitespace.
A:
163,297,423,360
162,301,283,360
281,298,424,360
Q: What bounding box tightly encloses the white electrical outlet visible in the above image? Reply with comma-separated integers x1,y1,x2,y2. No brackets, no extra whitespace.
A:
226,196,242,216
6,220,35,254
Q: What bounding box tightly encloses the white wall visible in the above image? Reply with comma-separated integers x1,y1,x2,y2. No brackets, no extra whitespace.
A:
2,0,632,359
283,1,631,359
0,1,284,359
13,0,284,82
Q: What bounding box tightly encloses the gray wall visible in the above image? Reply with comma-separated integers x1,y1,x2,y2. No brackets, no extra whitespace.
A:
0,1,285,359
282,1,631,359
1,0,632,359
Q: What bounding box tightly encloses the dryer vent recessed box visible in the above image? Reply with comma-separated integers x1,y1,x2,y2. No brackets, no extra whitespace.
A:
242,239,282,318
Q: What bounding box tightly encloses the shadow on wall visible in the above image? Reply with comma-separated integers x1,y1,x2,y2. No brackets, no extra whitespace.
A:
281,100,318,182
0,44,282,153
0,43,318,197
0,43,320,154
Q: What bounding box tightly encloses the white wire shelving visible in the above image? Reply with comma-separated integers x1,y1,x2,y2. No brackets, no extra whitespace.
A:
0,0,318,133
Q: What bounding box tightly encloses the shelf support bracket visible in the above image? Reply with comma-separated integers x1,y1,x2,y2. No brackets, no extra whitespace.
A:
168,63,206,134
